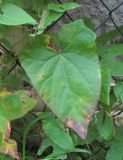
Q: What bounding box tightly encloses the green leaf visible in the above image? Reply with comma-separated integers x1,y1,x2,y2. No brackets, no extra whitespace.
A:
100,44,123,76
42,114,74,150
106,128,123,160
38,137,68,159
0,3,36,25
0,90,36,158
114,82,123,103
20,19,101,139
47,2,80,13
100,66,111,105
38,137,90,159
96,111,114,140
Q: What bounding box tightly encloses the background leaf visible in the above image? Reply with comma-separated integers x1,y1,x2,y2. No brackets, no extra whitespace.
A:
100,44,123,76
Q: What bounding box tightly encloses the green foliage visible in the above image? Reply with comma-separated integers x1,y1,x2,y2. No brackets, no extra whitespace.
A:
0,3,36,25
0,0,123,159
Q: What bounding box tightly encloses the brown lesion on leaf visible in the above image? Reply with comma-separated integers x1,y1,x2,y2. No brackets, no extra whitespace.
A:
0,122,20,160
66,115,92,139
66,119,87,139
66,102,98,139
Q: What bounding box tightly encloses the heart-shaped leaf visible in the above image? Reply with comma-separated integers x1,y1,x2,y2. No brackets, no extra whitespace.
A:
20,20,101,139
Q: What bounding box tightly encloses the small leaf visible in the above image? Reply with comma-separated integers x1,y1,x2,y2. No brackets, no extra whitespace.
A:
0,3,36,25
47,2,80,13
38,136,90,159
100,66,111,105
96,111,115,140
38,137,68,159
20,19,101,139
42,114,74,150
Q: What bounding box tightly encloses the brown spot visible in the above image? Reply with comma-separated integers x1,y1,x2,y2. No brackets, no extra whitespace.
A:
66,111,95,139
